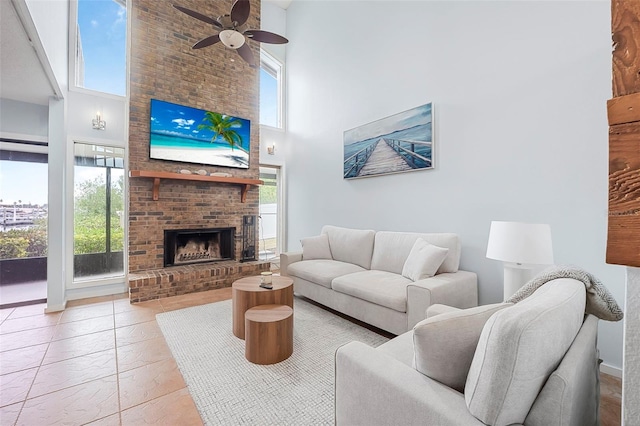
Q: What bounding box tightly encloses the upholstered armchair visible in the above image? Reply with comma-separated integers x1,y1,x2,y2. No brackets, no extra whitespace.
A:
335,278,600,426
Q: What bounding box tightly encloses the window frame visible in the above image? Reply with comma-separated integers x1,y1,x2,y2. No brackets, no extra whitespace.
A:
68,140,127,289
68,0,129,100
260,49,285,130
258,165,284,260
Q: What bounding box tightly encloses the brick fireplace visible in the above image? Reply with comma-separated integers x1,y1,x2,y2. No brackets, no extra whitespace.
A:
127,0,268,303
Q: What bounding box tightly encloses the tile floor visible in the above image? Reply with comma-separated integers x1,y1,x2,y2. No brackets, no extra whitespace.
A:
0,287,623,425
0,288,232,426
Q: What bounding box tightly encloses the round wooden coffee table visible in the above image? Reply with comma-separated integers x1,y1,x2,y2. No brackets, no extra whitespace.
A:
232,275,293,339
244,304,293,365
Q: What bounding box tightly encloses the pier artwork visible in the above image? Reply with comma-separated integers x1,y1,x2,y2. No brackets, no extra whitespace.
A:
343,138,432,178
343,103,433,179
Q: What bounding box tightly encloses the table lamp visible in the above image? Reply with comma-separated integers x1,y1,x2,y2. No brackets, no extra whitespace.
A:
486,221,554,300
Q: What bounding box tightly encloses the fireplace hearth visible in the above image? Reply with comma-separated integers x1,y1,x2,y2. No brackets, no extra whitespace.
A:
164,228,235,267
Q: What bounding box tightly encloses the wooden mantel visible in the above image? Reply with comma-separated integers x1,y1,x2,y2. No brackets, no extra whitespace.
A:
129,170,263,203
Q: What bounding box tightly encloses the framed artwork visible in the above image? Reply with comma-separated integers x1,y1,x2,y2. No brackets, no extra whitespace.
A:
150,99,250,169
343,103,433,179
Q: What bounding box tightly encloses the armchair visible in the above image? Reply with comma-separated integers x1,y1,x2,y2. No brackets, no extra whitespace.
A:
335,278,600,426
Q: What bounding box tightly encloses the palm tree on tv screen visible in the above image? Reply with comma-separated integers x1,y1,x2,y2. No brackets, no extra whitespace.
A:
198,111,243,151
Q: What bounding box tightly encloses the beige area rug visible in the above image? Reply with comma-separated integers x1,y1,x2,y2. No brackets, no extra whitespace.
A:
156,297,389,425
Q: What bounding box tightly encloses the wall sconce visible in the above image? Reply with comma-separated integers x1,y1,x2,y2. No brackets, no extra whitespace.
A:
92,112,106,130
267,143,275,155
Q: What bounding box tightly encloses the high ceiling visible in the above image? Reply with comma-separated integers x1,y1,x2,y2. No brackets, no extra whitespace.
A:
0,0,288,108
0,0,57,106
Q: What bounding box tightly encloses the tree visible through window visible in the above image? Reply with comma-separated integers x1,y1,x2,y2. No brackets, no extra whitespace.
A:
73,143,125,279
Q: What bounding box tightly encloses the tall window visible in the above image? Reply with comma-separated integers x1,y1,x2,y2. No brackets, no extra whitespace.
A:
259,166,281,261
73,143,125,280
260,50,283,128
73,0,127,96
0,147,48,307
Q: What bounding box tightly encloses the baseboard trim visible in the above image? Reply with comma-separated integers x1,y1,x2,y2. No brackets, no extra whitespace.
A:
600,362,622,378
65,282,128,301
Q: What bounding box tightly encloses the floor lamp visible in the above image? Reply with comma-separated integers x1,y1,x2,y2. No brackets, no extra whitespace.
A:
486,221,554,300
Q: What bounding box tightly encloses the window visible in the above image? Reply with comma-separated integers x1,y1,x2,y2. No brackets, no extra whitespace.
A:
73,143,125,280
0,147,48,307
258,166,281,261
73,0,127,96
0,149,48,261
260,50,283,128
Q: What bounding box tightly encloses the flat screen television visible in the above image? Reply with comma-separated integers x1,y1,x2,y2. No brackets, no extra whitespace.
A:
149,99,250,169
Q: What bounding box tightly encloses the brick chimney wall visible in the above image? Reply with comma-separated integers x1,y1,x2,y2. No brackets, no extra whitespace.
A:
127,0,264,300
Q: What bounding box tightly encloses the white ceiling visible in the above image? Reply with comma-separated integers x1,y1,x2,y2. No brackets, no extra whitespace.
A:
0,0,56,106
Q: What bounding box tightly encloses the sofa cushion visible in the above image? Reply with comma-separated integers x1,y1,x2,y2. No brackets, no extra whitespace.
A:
464,278,586,426
287,260,365,289
332,270,412,312
370,232,461,275
413,303,512,393
301,234,332,260
401,239,449,281
321,225,375,269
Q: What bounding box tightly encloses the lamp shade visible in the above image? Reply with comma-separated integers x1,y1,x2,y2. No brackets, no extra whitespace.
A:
486,221,554,265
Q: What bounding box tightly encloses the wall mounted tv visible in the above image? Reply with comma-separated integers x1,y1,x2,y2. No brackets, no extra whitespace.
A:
149,99,250,169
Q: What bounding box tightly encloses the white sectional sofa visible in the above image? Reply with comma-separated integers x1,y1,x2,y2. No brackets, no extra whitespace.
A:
280,225,478,335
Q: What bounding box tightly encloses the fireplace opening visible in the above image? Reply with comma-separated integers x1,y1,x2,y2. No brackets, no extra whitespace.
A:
164,228,235,267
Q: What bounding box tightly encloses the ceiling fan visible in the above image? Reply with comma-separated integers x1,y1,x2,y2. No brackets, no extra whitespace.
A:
173,0,288,67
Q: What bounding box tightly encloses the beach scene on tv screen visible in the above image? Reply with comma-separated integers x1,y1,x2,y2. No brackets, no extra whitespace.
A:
150,99,250,169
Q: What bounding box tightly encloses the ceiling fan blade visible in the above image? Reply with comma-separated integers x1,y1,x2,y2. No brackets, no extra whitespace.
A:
244,30,288,44
192,34,220,49
173,5,222,28
230,0,250,26
236,43,256,67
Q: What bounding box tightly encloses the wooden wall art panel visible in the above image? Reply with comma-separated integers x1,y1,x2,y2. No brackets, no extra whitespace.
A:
608,0,640,267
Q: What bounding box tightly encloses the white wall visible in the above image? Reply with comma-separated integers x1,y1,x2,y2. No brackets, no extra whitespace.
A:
284,1,626,370
67,91,127,146
0,99,48,139
261,1,287,64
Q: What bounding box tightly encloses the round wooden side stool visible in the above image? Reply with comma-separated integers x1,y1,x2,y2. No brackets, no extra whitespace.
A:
244,304,293,365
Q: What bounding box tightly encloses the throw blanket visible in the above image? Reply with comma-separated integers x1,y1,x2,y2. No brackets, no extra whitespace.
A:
506,265,624,322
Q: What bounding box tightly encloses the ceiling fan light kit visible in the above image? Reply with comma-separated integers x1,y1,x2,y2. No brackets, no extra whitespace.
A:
173,0,289,66
219,30,245,49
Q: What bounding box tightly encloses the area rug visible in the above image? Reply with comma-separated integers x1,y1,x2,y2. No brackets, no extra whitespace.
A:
156,297,389,425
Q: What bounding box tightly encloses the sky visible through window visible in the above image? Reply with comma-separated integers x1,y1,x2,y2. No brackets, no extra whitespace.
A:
0,161,48,205
77,0,127,96
260,68,278,127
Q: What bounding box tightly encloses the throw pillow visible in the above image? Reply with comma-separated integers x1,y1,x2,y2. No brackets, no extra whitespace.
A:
401,238,449,281
301,234,332,260
412,303,512,393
